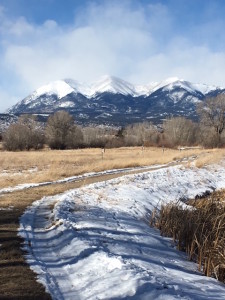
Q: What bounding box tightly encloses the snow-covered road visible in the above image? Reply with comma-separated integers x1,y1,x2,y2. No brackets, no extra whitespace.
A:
19,164,225,299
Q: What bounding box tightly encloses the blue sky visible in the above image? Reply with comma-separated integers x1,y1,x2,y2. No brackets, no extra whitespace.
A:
1,0,225,112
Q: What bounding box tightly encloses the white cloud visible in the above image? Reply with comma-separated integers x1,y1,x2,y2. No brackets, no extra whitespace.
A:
0,87,18,112
0,1,225,112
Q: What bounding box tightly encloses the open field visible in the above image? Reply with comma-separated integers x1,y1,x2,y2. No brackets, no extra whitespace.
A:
1,146,225,189
0,146,225,298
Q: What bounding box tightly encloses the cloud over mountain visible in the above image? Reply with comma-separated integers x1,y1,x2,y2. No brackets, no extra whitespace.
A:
1,1,225,112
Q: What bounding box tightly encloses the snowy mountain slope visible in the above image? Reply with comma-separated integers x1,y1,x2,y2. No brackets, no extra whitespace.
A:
35,80,74,99
6,76,225,126
0,114,18,132
19,163,225,299
90,75,138,96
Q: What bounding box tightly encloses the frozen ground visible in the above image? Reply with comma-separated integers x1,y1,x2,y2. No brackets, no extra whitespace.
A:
19,164,225,300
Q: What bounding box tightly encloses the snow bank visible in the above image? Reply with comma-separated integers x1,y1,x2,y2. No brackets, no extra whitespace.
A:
19,164,225,299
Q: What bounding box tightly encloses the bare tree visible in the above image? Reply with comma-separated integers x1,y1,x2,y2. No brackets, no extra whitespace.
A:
65,125,83,149
195,124,220,148
3,115,44,151
197,94,225,145
163,117,197,147
45,111,83,149
124,122,160,146
82,126,116,148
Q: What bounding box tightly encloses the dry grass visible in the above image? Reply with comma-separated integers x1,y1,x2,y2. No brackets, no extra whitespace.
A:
194,148,225,168
151,196,225,283
0,146,223,189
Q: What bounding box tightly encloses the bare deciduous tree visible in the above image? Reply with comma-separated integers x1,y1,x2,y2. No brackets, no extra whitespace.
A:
124,122,160,146
3,115,44,151
45,111,83,149
163,117,197,147
82,126,116,148
197,94,225,145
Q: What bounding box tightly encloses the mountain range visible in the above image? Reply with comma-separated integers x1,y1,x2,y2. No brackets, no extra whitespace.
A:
6,76,225,126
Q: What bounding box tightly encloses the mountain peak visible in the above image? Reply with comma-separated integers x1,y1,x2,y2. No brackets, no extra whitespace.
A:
162,77,181,84
91,75,137,96
35,80,74,99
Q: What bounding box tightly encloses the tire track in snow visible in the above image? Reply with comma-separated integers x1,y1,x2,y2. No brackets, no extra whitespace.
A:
20,199,66,300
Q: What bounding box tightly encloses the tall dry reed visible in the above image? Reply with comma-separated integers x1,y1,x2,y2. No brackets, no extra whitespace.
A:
151,197,225,283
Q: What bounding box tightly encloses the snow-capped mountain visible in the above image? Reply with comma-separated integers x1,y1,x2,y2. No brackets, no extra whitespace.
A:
6,76,225,125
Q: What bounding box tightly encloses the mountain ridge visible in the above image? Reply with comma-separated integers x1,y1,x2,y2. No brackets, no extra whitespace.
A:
6,76,225,126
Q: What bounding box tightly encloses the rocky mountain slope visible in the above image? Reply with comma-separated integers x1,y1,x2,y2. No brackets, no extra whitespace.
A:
6,76,225,126
0,114,18,133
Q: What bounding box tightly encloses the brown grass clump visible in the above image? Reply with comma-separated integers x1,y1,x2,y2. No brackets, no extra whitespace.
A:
194,148,225,168
151,196,225,283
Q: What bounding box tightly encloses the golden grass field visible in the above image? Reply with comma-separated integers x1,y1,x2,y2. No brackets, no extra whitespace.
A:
1,146,225,189
0,146,225,298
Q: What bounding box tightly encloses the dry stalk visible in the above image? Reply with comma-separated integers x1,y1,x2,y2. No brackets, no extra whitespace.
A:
151,195,225,283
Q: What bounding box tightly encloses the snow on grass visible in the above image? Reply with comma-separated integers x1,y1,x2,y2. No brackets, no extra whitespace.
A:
0,163,170,195
19,164,225,299
0,206,14,210
0,167,39,177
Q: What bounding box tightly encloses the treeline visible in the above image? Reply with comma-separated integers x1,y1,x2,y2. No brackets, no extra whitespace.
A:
1,111,117,151
2,94,225,151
